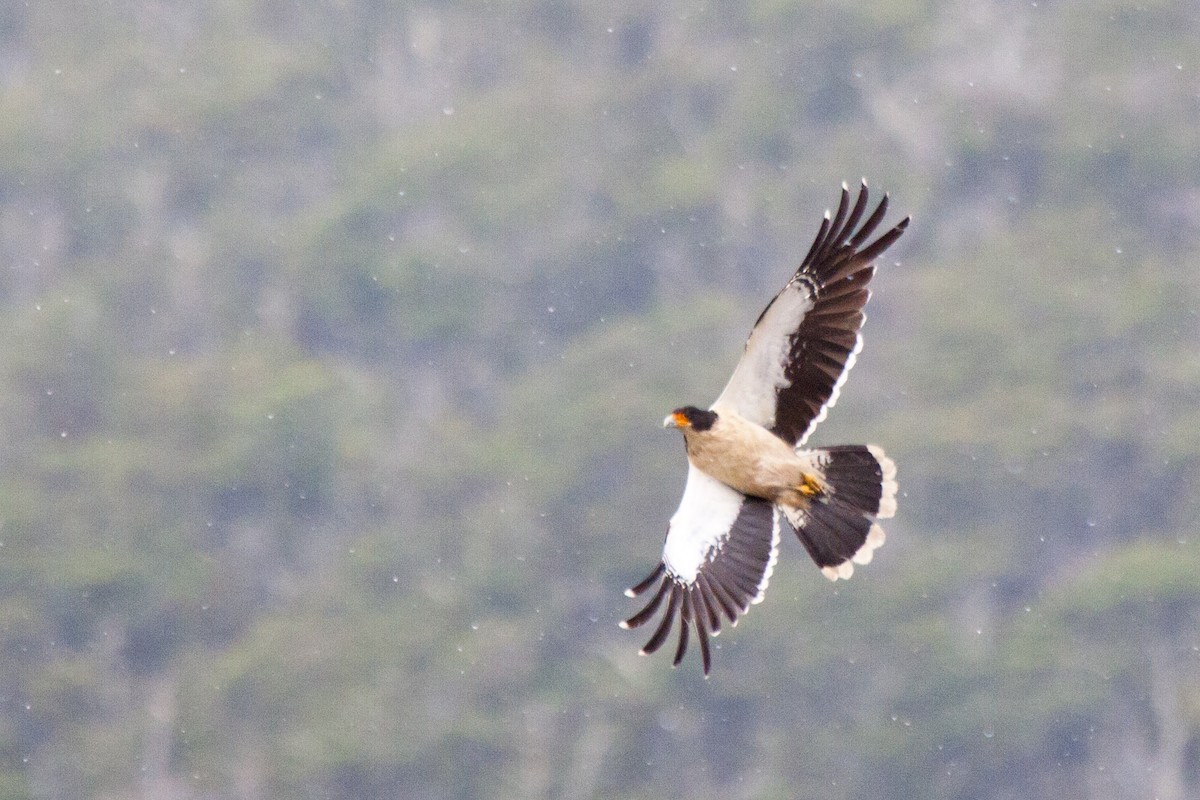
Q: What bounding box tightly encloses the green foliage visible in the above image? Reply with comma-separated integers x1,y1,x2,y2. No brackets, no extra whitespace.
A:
1,1,1199,798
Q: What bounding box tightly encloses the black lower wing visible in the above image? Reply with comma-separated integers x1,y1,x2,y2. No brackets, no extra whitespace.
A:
622,493,780,676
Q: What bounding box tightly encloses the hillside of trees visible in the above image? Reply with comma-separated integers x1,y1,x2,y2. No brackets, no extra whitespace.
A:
2,1,1199,798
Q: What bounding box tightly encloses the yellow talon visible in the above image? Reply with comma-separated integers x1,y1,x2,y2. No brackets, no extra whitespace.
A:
798,473,824,498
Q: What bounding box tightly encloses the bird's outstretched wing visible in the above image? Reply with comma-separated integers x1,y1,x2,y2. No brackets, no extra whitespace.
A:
621,465,785,676
713,182,909,447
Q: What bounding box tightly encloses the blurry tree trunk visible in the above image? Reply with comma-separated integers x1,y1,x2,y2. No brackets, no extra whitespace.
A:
235,738,267,800
141,670,181,800
1147,635,1188,800
562,717,614,800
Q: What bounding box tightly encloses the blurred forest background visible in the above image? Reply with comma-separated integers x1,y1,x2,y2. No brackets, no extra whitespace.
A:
2,1,1199,798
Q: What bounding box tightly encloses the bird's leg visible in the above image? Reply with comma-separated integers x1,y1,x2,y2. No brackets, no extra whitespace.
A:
797,472,825,499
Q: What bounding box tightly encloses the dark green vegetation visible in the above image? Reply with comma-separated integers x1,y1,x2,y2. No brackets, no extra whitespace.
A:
3,2,1199,798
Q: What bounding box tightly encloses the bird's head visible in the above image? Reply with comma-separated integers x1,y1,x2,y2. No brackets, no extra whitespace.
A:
663,406,718,432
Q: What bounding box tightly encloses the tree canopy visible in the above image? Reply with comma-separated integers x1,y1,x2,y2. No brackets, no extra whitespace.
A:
1,1,1198,798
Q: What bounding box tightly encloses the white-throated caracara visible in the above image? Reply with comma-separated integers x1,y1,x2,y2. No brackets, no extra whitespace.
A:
622,181,908,676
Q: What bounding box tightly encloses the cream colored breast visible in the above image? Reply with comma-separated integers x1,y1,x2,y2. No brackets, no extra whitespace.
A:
685,410,798,499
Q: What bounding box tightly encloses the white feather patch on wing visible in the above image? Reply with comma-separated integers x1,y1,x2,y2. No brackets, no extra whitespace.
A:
662,465,744,584
712,282,815,428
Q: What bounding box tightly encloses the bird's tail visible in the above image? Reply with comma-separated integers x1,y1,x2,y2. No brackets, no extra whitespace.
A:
780,444,897,581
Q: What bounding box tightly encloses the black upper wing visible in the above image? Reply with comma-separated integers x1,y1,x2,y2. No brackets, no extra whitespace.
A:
713,182,909,446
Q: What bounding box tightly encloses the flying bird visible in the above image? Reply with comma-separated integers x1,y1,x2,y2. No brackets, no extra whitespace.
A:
622,181,908,676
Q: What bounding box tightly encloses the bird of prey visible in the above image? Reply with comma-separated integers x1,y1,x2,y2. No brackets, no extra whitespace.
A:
622,181,908,676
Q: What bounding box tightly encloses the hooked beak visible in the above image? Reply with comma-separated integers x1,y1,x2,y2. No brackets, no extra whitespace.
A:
663,411,690,429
